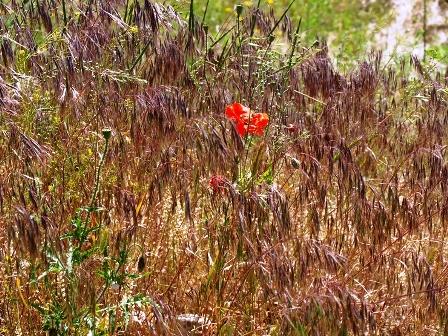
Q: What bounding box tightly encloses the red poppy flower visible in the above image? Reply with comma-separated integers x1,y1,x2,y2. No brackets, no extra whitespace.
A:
225,102,269,137
225,103,251,122
236,112,269,136
209,175,228,193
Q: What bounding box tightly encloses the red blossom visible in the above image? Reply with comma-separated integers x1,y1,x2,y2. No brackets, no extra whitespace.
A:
209,175,228,193
225,102,269,137
225,102,251,121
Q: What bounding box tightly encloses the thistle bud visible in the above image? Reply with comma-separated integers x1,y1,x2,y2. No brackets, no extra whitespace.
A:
102,128,112,140
235,4,243,16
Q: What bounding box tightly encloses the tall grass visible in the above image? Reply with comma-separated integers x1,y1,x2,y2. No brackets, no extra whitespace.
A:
1,0,448,335
170,0,391,67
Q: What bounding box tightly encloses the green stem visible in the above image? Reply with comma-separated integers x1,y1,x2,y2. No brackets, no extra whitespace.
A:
267,0,296,38
288,18,302,69
89,136,110,210
128,39,151,73
188,0,195,33
62,0,68,28
202,0,210,24
124,0,130,23
250,0,262,38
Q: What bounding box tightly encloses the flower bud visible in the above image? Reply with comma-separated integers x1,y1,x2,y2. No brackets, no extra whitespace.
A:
235,4,243,16
102,128,112,140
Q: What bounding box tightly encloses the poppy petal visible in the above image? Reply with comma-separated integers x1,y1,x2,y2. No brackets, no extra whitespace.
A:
226,103,268,137
236,121,247,136
225,105,239,121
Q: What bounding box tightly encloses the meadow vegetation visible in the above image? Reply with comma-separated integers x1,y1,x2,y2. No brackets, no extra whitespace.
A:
1,0,448,335
170,0,391,67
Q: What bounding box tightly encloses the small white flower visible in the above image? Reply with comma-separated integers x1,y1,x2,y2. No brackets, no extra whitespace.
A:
110,282,120,290
132,310,146,324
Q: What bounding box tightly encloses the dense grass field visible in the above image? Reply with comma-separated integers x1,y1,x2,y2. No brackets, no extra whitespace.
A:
2,0,448,335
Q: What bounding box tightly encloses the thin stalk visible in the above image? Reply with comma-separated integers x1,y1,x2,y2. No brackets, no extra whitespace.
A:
267,0,296,38
201,0,210,24
88,135,110,210
62,0,67,28
423,0,427,61
127,1,134,25
217,40,230,67
294,90,326,105
124,0,131,23
250,0,262,38
128,39,151,73
288,17,302,69
80,131,110,249
188,0,195,33
260,1,296,64
209,25,235,49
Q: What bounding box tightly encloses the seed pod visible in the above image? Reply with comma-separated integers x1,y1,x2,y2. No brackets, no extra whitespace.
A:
291,157,300,169
137,255,145,272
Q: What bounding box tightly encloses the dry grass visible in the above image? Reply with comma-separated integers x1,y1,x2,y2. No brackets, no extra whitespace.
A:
1,0,448,335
